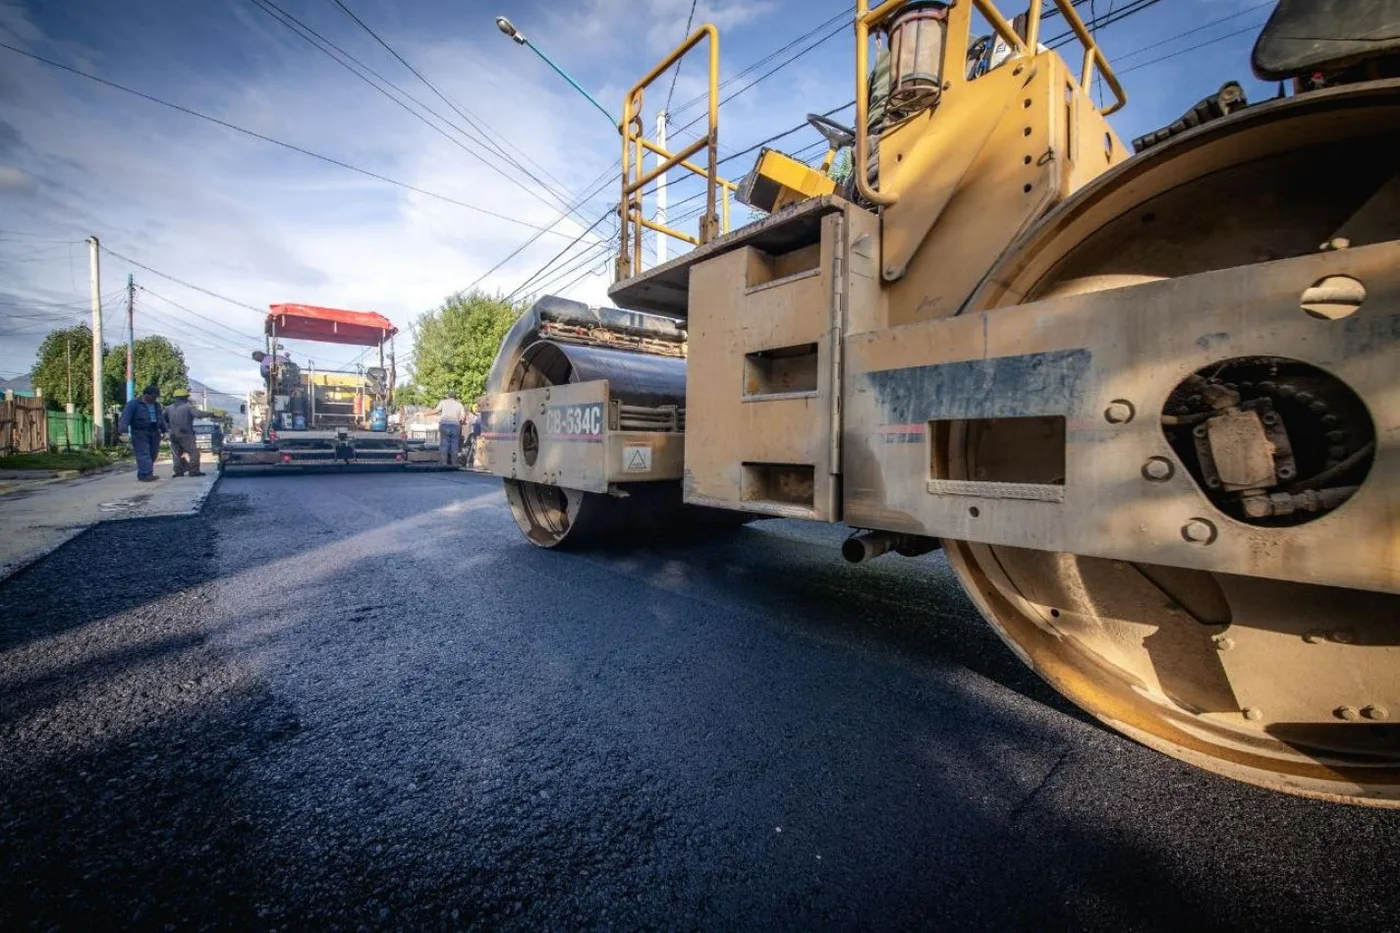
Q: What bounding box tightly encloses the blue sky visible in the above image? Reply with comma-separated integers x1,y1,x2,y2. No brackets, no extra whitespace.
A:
0,0,1279,393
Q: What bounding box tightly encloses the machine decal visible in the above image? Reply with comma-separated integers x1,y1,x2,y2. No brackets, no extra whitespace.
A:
623,444,653,472
874,425,927,444
861,349,1091,424
545,403,604,442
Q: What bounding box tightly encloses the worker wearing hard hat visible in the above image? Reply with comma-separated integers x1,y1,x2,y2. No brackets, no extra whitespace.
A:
163,388,209,477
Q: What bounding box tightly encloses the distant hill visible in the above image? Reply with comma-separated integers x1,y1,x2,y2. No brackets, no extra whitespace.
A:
2,374,245,412
1,374,33,395
187,378,246,415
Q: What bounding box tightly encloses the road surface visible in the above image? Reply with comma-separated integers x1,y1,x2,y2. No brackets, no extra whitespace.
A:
1,470,1396,930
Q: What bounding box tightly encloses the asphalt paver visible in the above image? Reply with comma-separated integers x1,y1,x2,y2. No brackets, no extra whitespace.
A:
1,471,1397,931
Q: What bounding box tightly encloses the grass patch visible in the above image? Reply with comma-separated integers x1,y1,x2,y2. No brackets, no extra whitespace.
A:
0,450,123,472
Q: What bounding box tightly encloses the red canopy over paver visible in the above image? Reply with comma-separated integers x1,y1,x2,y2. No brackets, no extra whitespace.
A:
266,303,398,347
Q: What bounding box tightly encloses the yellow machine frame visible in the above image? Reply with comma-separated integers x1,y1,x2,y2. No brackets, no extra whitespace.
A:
483,0,1400,806
618,24,737,280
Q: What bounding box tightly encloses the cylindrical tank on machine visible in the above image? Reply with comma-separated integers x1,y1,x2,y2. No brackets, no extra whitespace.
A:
886,0,949,121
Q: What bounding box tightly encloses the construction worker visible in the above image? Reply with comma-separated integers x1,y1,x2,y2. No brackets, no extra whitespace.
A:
163,388,208,477
117,384,165,482
464,404,482,468
426,392,466,467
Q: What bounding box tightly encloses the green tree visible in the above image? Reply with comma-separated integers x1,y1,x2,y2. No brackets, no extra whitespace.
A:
829,147,853,184
29,325,120,413
407,290,523,405
102,335,190,403
205,407,233,432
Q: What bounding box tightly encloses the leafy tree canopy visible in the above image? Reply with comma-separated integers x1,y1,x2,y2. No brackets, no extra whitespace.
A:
405,290,523,407
102,336,190,405
29,325,120,413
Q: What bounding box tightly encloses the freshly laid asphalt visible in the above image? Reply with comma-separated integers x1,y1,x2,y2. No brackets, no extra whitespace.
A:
1,470,1397,931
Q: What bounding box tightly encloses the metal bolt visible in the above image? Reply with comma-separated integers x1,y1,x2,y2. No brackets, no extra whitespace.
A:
1362,705,1390,721
1142,457,1174,481
1243,707,1262,721
1320,237,1351,251
1276,465,1295,480
1261,412,1279,426
1214,636,1235,651
1104,400,1135,424
1331,629,1356,644
1242,496,1271,519
1336,706,1362,721
1303,630,1327,644
1181,518,1217,544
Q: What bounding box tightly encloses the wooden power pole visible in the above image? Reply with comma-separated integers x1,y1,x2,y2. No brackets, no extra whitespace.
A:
126,273,136,403
87,236,104,447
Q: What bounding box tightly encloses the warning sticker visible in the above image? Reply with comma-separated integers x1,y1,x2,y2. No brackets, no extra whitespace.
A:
623,444,653,473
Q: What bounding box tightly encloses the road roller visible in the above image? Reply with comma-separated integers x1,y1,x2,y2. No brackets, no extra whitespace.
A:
477,0,1400,805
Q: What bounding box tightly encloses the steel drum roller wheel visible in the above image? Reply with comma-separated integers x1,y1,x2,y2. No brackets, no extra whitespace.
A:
942,84,1400,806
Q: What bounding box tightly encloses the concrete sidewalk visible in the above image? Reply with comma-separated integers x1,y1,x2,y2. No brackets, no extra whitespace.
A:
0,456,218,581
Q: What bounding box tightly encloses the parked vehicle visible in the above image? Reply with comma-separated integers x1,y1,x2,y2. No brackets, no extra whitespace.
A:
193,419,223,453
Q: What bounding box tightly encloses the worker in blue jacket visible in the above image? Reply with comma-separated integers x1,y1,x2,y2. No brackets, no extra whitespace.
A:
117,384,166,482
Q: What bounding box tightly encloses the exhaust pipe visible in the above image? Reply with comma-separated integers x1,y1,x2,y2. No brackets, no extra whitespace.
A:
842,531,942,564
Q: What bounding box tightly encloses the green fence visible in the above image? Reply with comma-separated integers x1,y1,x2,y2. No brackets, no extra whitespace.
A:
47,411,93,450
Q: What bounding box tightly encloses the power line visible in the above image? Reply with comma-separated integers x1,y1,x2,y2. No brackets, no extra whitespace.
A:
666,6,852,121
544,255,609,300
139,286,262,342
245,0,589,225
134,299,258,358
664,0,700,114
666,15,851,143
1045,0,1164,49
492,27,859,297
512,240,614,302
98,246,265,315
1116,0,1271,62
1118,20,1266,76
0,41,581,237
0,229,76,241
326,0,584,215
501,212,614,300
464,168,621,293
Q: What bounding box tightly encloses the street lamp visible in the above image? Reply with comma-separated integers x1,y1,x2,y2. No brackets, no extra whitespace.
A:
494,15,616,127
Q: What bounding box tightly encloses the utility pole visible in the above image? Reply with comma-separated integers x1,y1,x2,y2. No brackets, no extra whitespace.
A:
655,110,669,266
87,236,105,447
125,273,135,403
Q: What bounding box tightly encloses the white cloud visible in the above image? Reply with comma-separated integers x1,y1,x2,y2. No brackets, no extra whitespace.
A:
0,0,1277,392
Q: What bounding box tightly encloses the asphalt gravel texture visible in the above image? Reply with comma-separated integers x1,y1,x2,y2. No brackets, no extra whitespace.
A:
1,470,1398,932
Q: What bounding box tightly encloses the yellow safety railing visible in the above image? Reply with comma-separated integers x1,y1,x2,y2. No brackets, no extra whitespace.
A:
618,24,736,281
855,0,1127,207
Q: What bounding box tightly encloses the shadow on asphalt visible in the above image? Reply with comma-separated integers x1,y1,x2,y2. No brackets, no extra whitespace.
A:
581,523,1085,724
